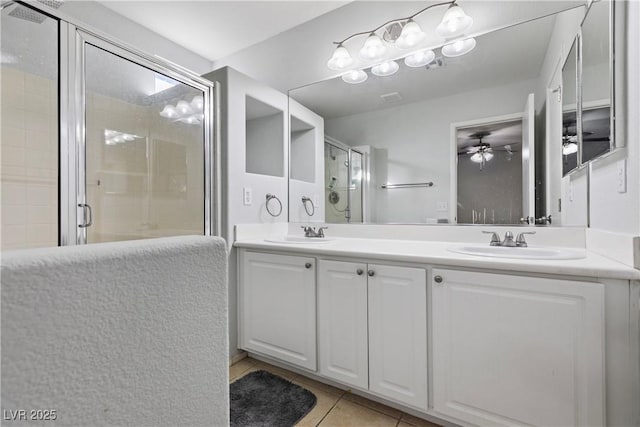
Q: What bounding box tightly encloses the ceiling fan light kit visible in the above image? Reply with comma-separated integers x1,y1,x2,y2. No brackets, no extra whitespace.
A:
326,1,474,84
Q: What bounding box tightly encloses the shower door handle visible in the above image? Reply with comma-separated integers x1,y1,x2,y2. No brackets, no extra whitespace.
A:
78,203,93,228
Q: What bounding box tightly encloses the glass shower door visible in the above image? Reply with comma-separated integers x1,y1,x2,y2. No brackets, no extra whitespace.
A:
81,40,210,243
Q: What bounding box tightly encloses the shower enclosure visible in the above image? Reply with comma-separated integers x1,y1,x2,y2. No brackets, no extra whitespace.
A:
1,1,218,250
324,138,363,223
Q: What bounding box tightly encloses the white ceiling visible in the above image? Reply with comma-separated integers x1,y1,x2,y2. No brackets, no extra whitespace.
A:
95,1,349,62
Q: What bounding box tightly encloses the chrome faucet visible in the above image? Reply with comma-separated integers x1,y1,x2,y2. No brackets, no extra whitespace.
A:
483,230,535,247
301,226,328,238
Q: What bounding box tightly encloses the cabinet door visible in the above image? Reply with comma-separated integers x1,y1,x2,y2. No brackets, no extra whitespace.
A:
368,264,427,410
432,268,604,426
318,260,368,389
240,251,316,370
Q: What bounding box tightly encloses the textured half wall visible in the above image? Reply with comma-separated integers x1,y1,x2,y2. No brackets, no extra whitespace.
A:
1,236,229,426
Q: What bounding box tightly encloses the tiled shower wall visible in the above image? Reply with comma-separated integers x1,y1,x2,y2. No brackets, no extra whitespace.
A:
1,67,58,250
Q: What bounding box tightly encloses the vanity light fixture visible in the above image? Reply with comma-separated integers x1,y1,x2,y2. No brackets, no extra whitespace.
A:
371,60,399,77
441,37,476,57
327,1,474,83
395,20,426,49
404,49,436,67
342,69,368,84
436,2,474,38
159,94,205,125
359,33,387,60
327,44,354,70
103,129,141,146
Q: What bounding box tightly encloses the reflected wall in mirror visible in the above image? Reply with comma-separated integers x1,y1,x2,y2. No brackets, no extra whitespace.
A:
289,4,591,226
562,39,579,176
581,0,613,162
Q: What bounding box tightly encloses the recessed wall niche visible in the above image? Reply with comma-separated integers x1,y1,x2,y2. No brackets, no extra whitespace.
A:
245,96,284,177
290,115,316,183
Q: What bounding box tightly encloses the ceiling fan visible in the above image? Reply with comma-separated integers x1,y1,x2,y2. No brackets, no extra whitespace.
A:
458,131,517,170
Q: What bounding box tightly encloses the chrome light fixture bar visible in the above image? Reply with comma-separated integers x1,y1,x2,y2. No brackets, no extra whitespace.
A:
327,1,475,84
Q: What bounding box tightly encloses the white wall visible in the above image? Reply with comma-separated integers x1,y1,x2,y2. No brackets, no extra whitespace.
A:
589,1,640,235
59,1,212,74
203,67,290,356
325,78,537,223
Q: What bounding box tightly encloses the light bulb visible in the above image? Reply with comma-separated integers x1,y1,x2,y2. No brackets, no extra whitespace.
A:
404,49,435,67
341,69,368,84
160,105,178,118
191,95,204,111
122,134,135,141
176,100,193,115
371,60,399,77
113,135,124,143
327,44,354,71
442,37,476,57
104,129,117,137
396,20,426,49
436,3,473,38
563,142,578,155
359,33,386,60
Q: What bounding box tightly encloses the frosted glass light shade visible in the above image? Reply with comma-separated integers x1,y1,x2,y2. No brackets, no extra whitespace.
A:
342,69,368,84
371,60,399,77
359,33,386,60
396,20,426,49
563,142,578,155
191,95,204,111
176,100,193,115
470,151,493,163
436,3,473,38
160,104,178,118
442,37,476,57
327,44,354,70
404,49,436,67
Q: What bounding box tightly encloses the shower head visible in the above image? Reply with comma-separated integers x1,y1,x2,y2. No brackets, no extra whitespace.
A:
6,0,63,23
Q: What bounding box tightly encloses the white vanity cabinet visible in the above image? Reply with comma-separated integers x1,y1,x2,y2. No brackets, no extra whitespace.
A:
317,260,428,409
368,264,428,410
431,268,605,427
317,260,369,389
239,251,316,370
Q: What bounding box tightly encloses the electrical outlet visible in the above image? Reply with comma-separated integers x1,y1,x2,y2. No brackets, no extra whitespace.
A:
617,159,627,193
243,187,252,206
436,201,448,211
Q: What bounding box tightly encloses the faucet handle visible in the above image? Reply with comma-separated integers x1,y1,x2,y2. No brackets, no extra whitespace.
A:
317,226,328,238
516,231,536,247
482,231,501,246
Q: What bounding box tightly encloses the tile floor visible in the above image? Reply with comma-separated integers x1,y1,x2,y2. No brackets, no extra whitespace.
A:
230,357,442,427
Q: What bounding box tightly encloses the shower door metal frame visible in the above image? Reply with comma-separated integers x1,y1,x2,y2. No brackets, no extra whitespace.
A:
13,0,221,245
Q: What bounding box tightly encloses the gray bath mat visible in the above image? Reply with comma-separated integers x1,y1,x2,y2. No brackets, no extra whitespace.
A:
230,370,317,427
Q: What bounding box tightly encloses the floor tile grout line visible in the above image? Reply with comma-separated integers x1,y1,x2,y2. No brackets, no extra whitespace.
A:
313,393,344,427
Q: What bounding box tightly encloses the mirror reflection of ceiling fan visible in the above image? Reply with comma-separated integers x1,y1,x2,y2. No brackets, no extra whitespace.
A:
562,118,610,156
458,131,518,170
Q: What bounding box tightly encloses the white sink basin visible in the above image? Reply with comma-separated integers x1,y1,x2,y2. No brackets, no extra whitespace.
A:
448,245,586,260
264,236,334,244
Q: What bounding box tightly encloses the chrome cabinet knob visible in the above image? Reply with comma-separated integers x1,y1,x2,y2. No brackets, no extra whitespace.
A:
434,275,443,284
305,262,312,269
356,269,364,276
368,270,375,277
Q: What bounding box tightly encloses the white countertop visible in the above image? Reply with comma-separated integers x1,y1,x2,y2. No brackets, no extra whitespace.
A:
234,236,640,281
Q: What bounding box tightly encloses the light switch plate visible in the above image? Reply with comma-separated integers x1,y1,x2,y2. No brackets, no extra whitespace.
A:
436,201,448,211
243,187,252,205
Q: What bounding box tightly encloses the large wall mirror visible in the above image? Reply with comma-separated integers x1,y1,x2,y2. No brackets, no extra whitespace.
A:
288,2,616,226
